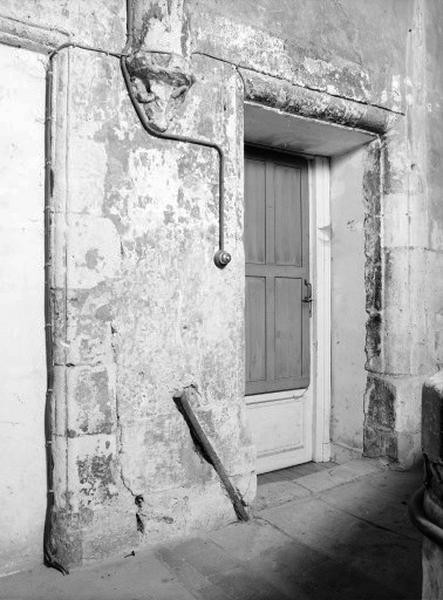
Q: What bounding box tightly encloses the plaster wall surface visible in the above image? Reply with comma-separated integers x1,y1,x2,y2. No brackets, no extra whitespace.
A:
0,45,47,575
330,148,367,459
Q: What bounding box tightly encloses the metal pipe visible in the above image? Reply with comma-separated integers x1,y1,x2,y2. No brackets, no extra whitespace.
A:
121,0,231,268
174,389,250,521
408,485,443,548
43,44,68,576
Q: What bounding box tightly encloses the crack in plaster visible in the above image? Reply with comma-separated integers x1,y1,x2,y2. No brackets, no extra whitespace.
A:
110,322,139,500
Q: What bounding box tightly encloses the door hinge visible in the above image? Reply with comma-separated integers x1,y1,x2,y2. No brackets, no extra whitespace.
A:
302,279,313,317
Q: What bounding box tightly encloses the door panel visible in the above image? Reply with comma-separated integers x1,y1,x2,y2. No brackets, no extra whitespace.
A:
245,276,266,382
274,165,302,266
244,158,266,264
247,391,305,472
245,148,310,395
274,277,302,380
244,146,312,473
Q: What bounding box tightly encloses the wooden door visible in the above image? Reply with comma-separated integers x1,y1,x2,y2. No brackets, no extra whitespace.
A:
244,146,312,473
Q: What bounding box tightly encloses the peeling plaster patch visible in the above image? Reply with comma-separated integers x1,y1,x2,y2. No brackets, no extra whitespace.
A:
77,452,118,504
67,216,121,289
95,304,114,322
70,367,115,435
85,248,101,270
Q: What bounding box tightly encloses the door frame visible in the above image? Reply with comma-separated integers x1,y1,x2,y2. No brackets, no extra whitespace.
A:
310,156,331,463
243,147,331,468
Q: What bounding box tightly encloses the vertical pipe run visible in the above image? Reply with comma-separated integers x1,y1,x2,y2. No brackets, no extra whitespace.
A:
43,48,69,576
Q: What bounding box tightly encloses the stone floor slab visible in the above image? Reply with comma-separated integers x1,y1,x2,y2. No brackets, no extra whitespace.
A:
252,479,311,511
320,476,422,542
207,519,291,561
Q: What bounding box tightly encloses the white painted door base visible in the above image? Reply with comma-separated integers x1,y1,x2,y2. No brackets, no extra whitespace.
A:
246,156,331,474
246,388,313,473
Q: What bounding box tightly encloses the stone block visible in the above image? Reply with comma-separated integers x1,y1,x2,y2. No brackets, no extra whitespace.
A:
363,424,397,461
365,375,396,430
51,286,116,366
381,246,432,375
363,374,423,465
65,434,120,515
54,363,116,437
362,139,382,216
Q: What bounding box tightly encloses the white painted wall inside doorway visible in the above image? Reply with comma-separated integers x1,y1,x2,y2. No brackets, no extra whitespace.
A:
0,44,47,575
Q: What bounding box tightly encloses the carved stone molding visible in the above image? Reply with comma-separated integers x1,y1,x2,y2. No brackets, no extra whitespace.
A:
125,51,194,132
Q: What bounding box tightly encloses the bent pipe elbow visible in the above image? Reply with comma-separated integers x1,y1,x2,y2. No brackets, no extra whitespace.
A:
120,55,231,269
408,485,443,548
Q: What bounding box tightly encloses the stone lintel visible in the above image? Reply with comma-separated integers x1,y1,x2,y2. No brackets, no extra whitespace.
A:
241,69,398,136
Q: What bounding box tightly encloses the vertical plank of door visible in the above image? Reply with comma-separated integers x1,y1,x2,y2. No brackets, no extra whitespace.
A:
266,274,275,385
245,276,267,383
244,158,266,264
265,160,275,383
301,166,310,379
275,277,302,379
265,160,275,265
274,166,302,266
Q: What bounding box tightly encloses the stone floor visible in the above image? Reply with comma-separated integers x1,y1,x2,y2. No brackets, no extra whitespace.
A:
0,458,423,600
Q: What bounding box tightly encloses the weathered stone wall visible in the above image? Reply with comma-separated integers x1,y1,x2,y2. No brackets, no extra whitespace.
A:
1,0,439,572
419,1,443,596
425,0,443,368
48,44,253,566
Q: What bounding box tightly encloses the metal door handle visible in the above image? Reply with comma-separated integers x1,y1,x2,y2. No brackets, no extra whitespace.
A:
303,280,313,317
302,280,313,303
